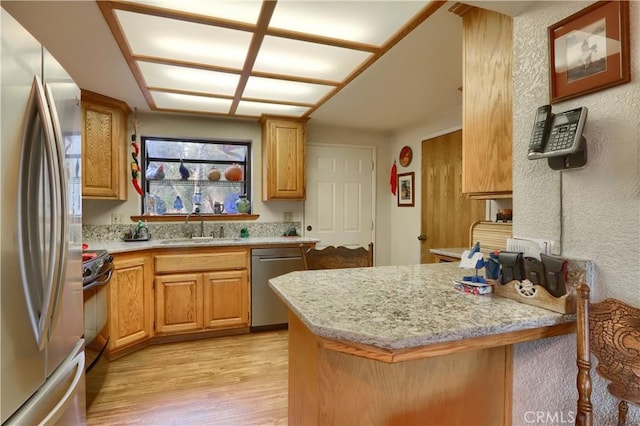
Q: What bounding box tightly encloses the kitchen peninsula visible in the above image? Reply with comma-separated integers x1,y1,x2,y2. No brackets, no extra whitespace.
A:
269,262,579,425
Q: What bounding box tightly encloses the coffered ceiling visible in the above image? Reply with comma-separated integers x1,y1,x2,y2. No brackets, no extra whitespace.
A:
97,0,440,120
2,1,534,132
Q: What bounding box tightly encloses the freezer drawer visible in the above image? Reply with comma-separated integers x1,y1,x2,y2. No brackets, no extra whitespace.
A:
4,339,86,425
251,248,304,329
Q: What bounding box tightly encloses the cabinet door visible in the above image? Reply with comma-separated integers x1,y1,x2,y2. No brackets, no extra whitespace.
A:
261,118,306,200
460,7,513,199
109,255,153,352
203,270,249,329
155,273,203,334
81,91,129,200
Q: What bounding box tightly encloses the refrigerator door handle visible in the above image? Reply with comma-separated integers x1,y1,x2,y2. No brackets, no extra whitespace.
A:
17,76,60,351
44,82,69,331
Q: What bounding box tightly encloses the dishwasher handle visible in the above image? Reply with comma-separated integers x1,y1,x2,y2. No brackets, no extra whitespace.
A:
256,256,302,262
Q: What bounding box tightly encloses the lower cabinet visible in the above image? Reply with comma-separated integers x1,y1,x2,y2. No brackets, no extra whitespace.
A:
106,247,251,358
203,270,249,329
107,253,154,358
154,248,250,336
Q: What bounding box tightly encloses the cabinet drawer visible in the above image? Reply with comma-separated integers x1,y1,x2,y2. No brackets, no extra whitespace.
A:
155,251,247,274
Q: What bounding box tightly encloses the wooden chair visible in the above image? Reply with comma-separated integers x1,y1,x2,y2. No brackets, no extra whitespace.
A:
576,283,640,426
299,243,373,270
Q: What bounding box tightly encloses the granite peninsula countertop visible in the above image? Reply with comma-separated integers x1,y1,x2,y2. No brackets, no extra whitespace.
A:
84,236,319,254
269,262,575,351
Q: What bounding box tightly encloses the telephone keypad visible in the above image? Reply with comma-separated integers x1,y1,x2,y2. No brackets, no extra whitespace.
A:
547,124,577,152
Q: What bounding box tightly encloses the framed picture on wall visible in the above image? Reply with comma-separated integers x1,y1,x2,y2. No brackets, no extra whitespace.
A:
397,172,415,207
549,1,630,103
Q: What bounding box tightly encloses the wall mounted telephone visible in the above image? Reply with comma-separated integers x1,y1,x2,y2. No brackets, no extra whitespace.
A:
527,105,588,170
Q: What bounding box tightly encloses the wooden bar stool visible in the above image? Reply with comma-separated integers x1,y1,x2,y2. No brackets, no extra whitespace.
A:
576,283,640,426
299,243,374,270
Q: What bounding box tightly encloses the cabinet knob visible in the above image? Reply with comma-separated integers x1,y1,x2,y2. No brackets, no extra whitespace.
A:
306,225,312,231
417,234,427,241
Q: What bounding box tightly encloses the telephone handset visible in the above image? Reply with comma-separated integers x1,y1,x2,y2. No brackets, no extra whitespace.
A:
527,105,588,160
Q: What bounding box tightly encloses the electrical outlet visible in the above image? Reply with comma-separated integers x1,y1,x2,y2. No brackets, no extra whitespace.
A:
283,212,293,222
507,237,557,258
111,213,124,224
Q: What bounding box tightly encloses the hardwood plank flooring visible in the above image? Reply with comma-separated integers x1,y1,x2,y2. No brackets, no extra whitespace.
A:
86,330,288,425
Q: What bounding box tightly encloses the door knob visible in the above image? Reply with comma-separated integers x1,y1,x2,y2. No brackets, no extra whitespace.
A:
417,234,427,241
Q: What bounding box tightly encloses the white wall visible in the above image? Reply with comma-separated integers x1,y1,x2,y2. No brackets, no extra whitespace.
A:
512,2,639,424
82,111,304,225
388,105,464,265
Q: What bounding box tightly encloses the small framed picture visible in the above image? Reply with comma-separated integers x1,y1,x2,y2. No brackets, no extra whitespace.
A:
397,172,415,207
548,1,630,103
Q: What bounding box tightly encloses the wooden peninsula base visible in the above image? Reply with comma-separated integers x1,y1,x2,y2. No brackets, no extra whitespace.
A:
288,314,513,426
269,263,582,426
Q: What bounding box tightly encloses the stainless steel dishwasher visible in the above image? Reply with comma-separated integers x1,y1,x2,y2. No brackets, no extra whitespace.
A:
251,247,305,331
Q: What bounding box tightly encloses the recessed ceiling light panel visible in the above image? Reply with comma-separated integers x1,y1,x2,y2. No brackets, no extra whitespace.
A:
235,100,309,117
255,36,372,82
125,0,262,24
243,77,334,104
115,10,252,69
270,1,429,46
151,91,232,114
139,62,239,96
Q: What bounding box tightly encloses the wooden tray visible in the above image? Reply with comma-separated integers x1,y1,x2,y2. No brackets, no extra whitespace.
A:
487,259,592,314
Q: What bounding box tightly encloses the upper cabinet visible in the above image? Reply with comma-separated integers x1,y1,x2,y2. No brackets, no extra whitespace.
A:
81,90,130,199
454,4,513,199
260,116,306,200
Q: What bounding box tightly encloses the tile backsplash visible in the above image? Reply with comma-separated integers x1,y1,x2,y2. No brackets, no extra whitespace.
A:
83,221,301,242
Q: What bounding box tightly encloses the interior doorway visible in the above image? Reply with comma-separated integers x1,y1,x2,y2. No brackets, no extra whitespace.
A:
420,130,485,263
304,144,375,250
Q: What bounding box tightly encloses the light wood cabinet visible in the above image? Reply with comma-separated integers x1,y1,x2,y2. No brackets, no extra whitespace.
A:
260,116,306,200
155,273,203,334
455,5,513,199
203,270,249,329
81,90,130,199
107,253,153,358
154,248,250,335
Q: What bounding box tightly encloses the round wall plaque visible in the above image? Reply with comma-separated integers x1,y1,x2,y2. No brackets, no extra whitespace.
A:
399,146,413,167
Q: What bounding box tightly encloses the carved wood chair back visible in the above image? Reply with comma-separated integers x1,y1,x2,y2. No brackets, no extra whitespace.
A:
576,283,640,426
299,243,374,270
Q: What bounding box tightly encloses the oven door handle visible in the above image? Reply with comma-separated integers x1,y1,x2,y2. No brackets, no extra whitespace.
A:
83,267,113,291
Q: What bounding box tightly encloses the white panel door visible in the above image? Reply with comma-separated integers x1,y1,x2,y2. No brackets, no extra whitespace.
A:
305,144,374,249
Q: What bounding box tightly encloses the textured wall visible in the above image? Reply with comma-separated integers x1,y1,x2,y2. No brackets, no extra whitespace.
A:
512,1,639,424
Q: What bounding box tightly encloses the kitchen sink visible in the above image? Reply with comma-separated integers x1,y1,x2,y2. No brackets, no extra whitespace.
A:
160,238,241,244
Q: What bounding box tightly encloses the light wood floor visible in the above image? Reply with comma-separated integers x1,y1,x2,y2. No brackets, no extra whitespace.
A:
86,330,289,425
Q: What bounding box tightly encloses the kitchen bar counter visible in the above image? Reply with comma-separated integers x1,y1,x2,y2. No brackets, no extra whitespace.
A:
270,262,577,425
84,236,319,254
269,262,574,352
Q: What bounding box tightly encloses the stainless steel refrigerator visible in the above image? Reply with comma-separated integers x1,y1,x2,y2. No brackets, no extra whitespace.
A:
1,8,86,424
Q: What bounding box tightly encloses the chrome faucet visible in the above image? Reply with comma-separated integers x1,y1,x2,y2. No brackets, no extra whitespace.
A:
185,207,204,238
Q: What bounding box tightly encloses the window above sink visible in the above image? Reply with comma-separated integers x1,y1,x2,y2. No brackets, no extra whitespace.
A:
141,136,252,217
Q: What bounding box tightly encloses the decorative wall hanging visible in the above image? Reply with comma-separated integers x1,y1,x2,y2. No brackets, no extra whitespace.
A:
399,146,413,167
397,172,415,207
390,160,397,195
130,108,143,196
549,1,630,104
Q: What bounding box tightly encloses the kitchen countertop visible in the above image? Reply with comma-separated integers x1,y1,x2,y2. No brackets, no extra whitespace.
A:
269,262,575,351
84,236,319,254
429,247,468,259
